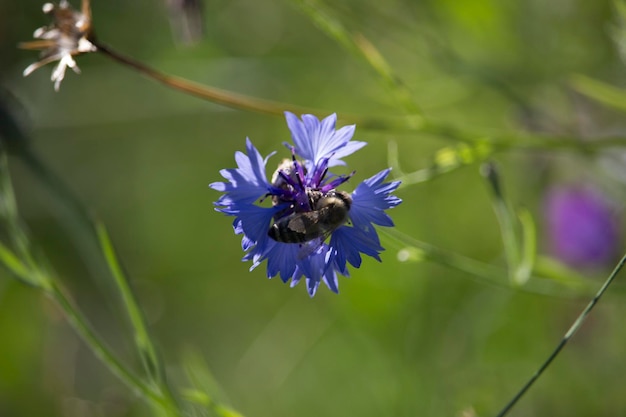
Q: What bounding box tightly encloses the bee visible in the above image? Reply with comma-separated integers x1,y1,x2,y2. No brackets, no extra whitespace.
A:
269,158,300,206
268,190,352,243
270,158,298,189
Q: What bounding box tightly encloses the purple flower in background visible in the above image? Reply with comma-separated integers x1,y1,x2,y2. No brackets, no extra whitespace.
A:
544,185,621,268
210,112,401,296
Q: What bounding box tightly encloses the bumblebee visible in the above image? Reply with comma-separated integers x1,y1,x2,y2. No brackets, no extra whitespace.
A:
268,190,352,243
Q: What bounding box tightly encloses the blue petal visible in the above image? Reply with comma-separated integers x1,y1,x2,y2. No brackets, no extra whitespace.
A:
210,138,272,204
306,276,320,297
290,244,334,296
264,241,299,283
284,112,366,167
297,246,328,280
330,226,383,271
241,235,255,251
288,249,340,295
322,270,339,293
233,218,244,234
322,249,339,293
350,169,402,230
227,203,278,245
290,271,302,288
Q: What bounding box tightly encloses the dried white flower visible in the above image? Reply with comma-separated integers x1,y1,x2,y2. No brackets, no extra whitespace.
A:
20,0,96,91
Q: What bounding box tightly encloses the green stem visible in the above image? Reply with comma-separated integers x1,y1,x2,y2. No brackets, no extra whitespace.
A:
89,39,626,153
91,39,323,118
382,228,593,297
47,281,177,415
494,253,626,417
96,222,178,406
12,149,179,413
16,147,105,270
482,163,520,283
385,228,505,283
288,0,422,115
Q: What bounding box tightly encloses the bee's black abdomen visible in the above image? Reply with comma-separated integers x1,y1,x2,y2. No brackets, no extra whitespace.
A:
268,223,282,241
268,222,307,243
267,190,350,244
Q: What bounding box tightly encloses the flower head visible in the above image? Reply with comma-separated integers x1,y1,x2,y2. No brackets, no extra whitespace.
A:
20,0,96,91
210,112,401,296
544,184,621,268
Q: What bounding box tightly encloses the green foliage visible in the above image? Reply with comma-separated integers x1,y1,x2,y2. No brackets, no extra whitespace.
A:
2,0,626,416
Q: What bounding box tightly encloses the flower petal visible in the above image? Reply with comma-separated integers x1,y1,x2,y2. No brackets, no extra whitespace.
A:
322,249,340,293
264,241,299,283
210,138,272,205
291,244,334,296
330,226,383,271
350,169,401,230
284,112,366,167
233,204,276,243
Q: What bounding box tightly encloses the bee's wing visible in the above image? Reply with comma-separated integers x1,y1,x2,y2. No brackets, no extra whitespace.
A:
293,210,335,260
286,211,320,235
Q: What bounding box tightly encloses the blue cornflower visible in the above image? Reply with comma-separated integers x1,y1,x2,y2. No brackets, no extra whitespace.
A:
210,112,401,296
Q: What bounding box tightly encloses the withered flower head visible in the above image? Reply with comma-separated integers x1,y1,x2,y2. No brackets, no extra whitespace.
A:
20,0,96,91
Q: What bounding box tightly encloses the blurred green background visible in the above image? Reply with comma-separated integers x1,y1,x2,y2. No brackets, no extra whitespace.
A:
2,0,626,416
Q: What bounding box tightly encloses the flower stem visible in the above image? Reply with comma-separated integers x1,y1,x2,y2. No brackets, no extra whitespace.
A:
382,228,593,297
89,39,626,152
46,280,178,415
15,147,180,412
288,0,422,115
95,220,178,407
494,253,626,417
482,162,522,283
90,39,322,118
